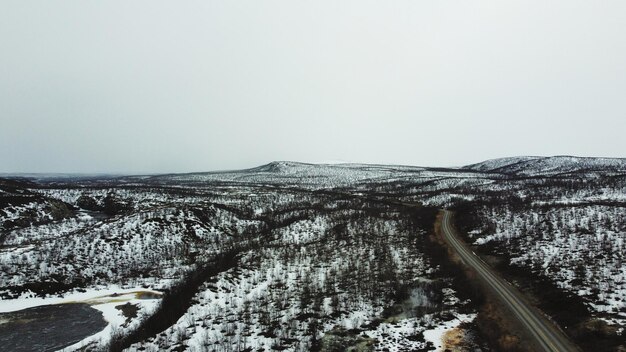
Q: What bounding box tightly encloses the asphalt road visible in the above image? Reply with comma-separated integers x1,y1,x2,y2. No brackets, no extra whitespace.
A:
441,210,580,352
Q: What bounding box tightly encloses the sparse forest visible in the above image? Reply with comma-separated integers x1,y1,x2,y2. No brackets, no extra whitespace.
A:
1,157,624,351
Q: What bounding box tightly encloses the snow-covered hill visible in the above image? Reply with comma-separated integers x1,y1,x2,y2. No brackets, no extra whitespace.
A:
464,156,626,177
1,155,624,351
142,161,431,188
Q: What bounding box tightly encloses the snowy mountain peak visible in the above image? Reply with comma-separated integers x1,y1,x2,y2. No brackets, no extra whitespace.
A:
251,161,310,173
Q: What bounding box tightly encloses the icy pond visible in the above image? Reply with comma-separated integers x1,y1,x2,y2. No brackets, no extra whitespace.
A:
0,287,162,351
0,303,107,352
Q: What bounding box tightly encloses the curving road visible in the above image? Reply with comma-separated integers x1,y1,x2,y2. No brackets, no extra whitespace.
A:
441,210,580,352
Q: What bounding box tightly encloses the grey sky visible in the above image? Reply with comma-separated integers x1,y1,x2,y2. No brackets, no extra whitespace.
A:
1,1,625,173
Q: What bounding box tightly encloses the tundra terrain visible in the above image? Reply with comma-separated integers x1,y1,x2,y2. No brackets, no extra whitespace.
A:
0,156,624,351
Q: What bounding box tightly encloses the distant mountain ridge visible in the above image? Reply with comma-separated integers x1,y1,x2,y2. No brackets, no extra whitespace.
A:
463,156,626,176
5,156,625,185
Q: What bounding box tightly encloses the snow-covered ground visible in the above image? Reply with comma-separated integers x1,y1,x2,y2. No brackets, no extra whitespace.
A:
0,285,161,312
467,204,626,328
126,208,472,351
1,156,624,350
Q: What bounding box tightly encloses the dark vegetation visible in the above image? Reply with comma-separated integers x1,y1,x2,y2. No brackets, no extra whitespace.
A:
109,252,240,351
0,178,74,233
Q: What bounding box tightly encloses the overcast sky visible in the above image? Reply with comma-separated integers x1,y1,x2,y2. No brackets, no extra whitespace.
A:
1,1,625,173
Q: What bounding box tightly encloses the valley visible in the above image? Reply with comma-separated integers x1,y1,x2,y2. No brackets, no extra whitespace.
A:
0,156,624,351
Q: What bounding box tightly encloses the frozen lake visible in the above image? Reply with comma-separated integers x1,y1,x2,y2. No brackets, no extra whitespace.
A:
0,303,107,352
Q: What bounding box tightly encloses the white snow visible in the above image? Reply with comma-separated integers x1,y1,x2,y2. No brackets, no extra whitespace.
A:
423,314,476,351
58,290,161,351
0,286,161,313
